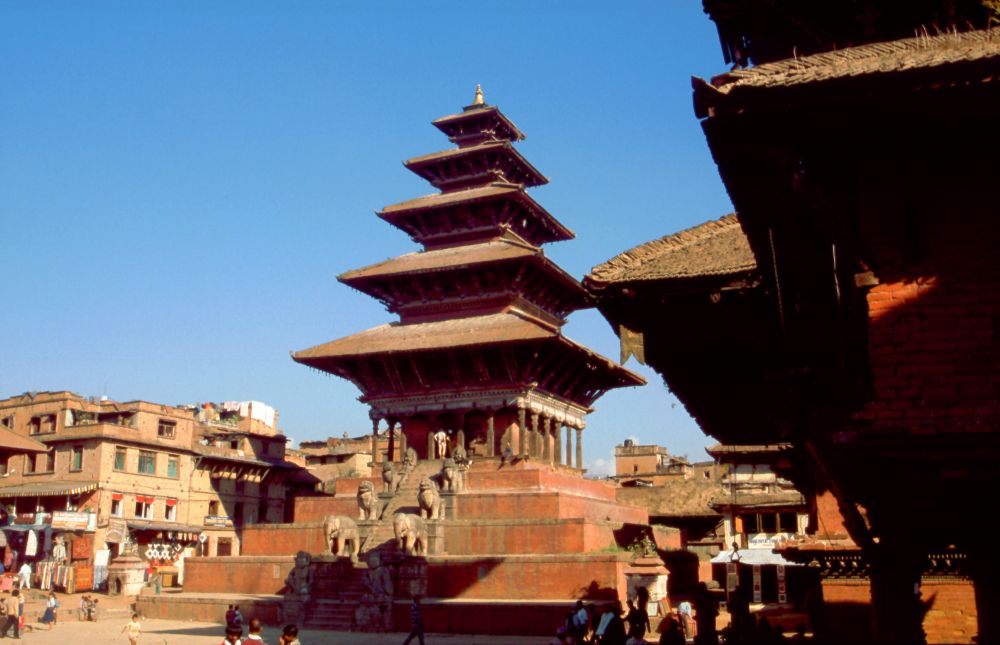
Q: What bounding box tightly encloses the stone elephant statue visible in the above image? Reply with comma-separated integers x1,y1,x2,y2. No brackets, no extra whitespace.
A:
382,462,402,494
417,477,442,520
357,480,378,521
393,512,428,556
323,514,360,561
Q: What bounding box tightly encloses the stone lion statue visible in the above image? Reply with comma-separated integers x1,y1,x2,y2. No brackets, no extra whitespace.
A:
393,512,428,556
284,550,314,600
357,480,378,520
382,461,402,494
452,442,468,465
323,514,360,561
417,477,443,520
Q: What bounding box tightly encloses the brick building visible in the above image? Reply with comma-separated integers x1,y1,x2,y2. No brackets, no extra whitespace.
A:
0,391,300,586
588,4,998,641
613,439,696,485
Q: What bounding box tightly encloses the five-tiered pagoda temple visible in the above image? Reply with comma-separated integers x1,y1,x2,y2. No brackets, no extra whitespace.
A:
294,87,643,466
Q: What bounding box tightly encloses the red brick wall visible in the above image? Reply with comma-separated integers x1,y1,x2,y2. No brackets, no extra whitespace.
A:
240,523,327,556
457,490,647,524
819,578,978,644
814,490,850,537
443,518,617,555
292,494,359,522
819,579,873,643
182,556,292,594
921,579,978,645
426,554,628,601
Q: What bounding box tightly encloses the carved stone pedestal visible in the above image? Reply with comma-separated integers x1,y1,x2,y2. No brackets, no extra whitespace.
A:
426,520,446,555
440,490,458,520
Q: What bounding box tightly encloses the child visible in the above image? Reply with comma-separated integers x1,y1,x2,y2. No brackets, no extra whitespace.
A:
220,625,243,644
280,624,300,645
244,617,267,644
122,613,142,645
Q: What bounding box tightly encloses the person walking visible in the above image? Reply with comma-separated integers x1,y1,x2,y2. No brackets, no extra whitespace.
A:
1,590,19,639
40,592,59,629
402,594,425,645
16,562,30,590
122,612,142,645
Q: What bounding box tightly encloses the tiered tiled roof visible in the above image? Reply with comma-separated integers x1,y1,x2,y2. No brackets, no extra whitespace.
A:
294,91,642,420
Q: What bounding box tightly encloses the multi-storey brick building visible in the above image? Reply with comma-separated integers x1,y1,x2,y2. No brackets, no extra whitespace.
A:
0,391,299,586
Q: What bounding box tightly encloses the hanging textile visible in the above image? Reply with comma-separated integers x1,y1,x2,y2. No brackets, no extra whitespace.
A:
24,530,38,557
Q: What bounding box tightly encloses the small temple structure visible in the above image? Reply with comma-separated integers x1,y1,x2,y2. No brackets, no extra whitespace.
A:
293,85,643,466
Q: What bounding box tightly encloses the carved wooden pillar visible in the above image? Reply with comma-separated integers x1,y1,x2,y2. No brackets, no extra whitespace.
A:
518,406,528,459
553,421,562,465
427,415,437,460
575,427,583,470
486,410,495,457
529,411,540,459
371,416,382,464
565,422,572,467
455,411,466,453
542,416,552,463
386,418,396,462
399,420,407,457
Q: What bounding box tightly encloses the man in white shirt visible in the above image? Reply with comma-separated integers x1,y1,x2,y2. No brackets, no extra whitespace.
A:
17,562,31,589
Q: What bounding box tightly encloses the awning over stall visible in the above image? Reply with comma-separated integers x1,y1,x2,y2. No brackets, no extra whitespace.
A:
0,481,99,499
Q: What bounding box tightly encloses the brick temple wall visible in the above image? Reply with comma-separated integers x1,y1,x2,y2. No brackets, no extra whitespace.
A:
426,553,629,601
183,556,292,594
240,522,328,556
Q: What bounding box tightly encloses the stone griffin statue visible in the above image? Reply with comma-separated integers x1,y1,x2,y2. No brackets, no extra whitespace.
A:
403,446,418,473
452,442,469,466
323,515,360,561
417,477,443,520
284,550,314,601
393,512,428,556
438,457,461,492
382,461,402,494
357,480,378,520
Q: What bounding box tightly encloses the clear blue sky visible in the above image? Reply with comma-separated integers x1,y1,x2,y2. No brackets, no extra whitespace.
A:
0,1,734,475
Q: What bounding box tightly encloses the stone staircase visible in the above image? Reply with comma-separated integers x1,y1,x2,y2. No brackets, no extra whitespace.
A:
362,458,443,555
305,564,367,629
303,458,444,631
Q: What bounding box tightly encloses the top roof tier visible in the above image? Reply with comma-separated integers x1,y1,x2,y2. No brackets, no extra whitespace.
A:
432,102,526,148
404,94,548,193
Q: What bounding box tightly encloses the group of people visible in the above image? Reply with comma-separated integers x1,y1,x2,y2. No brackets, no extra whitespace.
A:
223,606,301,645
0,586,58,638
556,589,707,645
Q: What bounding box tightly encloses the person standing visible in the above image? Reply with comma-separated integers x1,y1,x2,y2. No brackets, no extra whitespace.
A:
603,601,628,645
122,613,142,645
225,605,237,629
1,590,19,639
233,606,245,635
16,562,30,589
402,594,425,645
